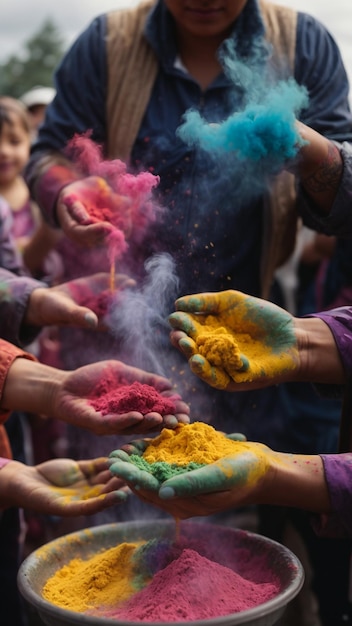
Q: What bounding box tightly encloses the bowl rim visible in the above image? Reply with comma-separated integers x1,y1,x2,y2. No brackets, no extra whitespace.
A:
18,519,305,626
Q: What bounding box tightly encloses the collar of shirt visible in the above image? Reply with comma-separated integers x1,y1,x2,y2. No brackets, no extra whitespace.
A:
144,0,266,74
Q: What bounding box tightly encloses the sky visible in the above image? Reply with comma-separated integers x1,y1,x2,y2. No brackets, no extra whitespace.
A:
0,0,351,86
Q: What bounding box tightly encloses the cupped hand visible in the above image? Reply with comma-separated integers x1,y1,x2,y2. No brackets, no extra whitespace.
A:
57,176,131,247
169,290,299,390
53,360,190,435
109,439,273,519
24,272,136,330
0,458,128,516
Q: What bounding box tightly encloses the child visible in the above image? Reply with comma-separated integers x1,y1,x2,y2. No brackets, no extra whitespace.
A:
0,96,62,281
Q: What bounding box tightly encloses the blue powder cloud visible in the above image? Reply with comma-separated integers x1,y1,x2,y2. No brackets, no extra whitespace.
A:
177,79,308,170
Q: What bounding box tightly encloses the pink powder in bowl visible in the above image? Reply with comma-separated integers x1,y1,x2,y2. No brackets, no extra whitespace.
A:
105,548,279,622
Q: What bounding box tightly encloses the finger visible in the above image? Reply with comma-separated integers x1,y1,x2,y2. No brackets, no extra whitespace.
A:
109,460,160,491
189,355,231,390
68,306,98,329
110,438,150,457
78,458,110,476
169,399,190,415
178,336,198,359
158,464,229,499
168,312,200,337
101,412,145,432
174,292,221,314
60,489,129,517
64,197,93,224
158,414,176,428
226,433,247,442
173,413,191,425
108,449,132,462
231,354,250,373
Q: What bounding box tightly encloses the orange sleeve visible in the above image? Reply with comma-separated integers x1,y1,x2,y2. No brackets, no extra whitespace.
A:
0,339,37,425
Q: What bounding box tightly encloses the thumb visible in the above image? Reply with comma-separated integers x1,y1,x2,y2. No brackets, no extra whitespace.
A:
159,464,227,499
59,305,98,329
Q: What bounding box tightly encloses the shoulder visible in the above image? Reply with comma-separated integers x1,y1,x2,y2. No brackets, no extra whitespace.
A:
106,0,155,43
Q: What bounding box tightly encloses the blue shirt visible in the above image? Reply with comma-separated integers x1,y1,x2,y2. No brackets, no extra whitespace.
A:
32,0,352,299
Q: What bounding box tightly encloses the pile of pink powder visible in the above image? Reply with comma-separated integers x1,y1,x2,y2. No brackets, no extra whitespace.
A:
93,534,281,623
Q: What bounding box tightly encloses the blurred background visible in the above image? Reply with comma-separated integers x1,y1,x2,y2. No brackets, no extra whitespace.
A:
0,0,351,101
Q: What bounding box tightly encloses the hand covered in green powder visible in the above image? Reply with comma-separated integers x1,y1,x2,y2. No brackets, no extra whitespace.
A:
109,437,330,519
169,290,299,390
109,438,274,518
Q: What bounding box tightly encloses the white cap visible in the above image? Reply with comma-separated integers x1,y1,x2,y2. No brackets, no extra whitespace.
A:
20,86,56,109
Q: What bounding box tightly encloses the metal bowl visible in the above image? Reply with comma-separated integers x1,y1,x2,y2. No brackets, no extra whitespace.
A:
18,519,304,626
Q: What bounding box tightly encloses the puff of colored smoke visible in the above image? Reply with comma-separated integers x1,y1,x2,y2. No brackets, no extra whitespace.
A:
178,78,308,172
65,132,162,250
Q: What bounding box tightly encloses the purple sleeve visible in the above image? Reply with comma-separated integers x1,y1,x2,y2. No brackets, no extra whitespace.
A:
312,454,352,538
307,308,352,378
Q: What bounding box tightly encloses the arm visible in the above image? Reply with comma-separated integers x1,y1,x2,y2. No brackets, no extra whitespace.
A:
0,356,189,435
26,16,109,241
294,13,352,230
109,439,331,520
307,308,352,379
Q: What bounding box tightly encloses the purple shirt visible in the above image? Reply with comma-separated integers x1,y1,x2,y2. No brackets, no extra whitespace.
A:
310,308,352,378
0,197,46,347
308,309,352,536
314,454,352,538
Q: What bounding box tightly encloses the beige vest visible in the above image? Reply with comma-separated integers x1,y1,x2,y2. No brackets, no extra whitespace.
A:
106,0,298,298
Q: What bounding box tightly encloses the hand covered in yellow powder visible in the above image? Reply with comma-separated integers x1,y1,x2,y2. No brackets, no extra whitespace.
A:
0,457,128,515
109,440,330,520
169,290,299,390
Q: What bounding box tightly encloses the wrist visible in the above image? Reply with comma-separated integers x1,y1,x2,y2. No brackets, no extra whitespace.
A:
34,164,80,227
263,452,330,513
294,317,345,384
24,287,49,327
0,460,18,509
1,359,67,416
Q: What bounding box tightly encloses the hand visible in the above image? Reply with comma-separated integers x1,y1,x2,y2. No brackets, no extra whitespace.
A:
53,361,190,434
1,358,190,434
109,438,329,520
24,273,135,329
0,457,128,515
169,290,299,390
57,176,130,247
109,439,272,519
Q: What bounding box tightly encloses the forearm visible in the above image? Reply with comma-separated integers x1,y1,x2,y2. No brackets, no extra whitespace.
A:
0,459,19,508
259,452,331,513
0,358,66,417
295,122,343,215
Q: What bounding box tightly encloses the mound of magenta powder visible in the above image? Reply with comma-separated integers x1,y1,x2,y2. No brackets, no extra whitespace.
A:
105,547,279,622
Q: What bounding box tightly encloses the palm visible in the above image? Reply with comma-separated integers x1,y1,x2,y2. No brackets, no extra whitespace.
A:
7,458,124,516
109,441,271,519
169,290,299,390
54,360,189,434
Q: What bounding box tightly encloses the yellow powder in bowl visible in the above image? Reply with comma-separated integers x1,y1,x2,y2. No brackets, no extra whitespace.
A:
42,541,144,612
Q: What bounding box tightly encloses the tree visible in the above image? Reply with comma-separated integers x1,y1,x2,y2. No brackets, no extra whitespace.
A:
0,19,66,98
